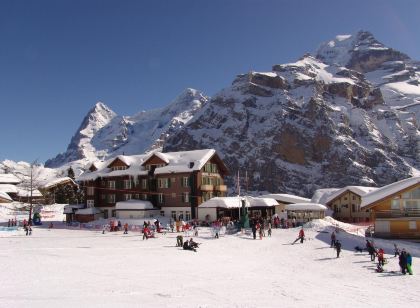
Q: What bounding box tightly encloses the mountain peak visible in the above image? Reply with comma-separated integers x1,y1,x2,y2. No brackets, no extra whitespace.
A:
315,30,409,72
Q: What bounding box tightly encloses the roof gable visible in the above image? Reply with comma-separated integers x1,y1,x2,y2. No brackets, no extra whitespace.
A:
361,176,420,208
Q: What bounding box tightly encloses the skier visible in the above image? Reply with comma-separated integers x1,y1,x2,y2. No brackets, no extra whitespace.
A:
251,221,257,240
377,248,385,266
335,240,342,258
189,238,200,249
393,243,400,257
267,221,272,237
399,249,408,275
330,231,336,248
143,226,149,240
123,223,128,234
366,240,376,261
292,227,305,244
406,252,413,275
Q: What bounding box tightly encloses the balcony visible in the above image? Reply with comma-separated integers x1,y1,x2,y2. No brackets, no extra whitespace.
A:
375,210,420,219
200,184,214,191
215,185,227,192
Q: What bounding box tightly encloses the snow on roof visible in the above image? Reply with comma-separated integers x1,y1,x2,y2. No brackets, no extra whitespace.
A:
199,196,277,209
0,184,18,194
0,191,12,202
41,177,76,189
285,203,328,211
361,176,420,208
324,186,378,204
76,207,102,215
152,149,218,174
259,193,310,204
310,188,340,204
115,200,156,210
16,187,43,197
78,154,149,181
78,149,222,181
0,174,21,184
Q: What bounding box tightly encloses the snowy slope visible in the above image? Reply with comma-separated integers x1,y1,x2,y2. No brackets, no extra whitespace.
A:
0,221,419,307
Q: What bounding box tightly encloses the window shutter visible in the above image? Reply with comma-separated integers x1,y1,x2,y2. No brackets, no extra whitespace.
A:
168,178,171,188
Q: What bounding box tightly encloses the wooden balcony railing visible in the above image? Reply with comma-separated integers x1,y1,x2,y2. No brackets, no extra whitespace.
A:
374,210,420,219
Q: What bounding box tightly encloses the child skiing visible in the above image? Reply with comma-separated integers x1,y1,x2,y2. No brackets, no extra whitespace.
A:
292,227,305,244
377,248,385,266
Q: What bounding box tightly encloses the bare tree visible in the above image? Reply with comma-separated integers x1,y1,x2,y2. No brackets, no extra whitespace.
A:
1,160,43,223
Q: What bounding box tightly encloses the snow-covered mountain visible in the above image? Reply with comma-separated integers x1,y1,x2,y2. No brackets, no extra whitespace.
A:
45,88,208,168
163,31,420,196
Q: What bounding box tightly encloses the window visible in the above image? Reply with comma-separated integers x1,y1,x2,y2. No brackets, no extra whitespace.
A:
409,221,417,230
158,178,169,188
133,177,139,187
171,193,176,198
182,177,190,187
352,204,356,212
158,193,164,204
391,198,400,210
171,211,176,220
87,187,94,196
352,195,355,200
178,211,184,220
101,194,106,200
182,192,189,203
87,199,94,208
134,194,139,199
124,194,132,201
142,179,148,189
108,181,115,189
160,211,165,217
111,165,127,171
108,194,115,203
124,179,131,189
171,177,176,183
142,194,148,201
186,211,191,221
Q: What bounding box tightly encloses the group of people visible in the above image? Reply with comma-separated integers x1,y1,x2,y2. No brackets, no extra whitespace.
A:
182,238,200,252
250,217,272,240
7,218,18,227
364,239,413,275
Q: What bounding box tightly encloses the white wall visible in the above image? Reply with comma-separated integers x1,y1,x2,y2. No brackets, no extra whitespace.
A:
117,210,160,220
197,208,217,222
160,207,191,220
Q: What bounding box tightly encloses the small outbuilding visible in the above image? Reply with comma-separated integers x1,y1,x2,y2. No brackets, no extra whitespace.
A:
285,203,327,224
115,200,160,219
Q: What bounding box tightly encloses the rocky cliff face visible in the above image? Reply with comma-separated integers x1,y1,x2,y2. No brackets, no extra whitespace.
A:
164,31,420,196
45,88,208,168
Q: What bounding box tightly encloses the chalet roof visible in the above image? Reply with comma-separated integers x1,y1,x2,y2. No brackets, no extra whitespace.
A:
77,149,225,181
198,196,277,209
115,200,156,210
41,177,77,189
325,186,378,205
285,203,328,211
0,174,21,184
78,154,149,181
310,188,340,205
361,176,420,208
0,184,19,194
259,193,310,204
0,191,12,202
16,187,43,198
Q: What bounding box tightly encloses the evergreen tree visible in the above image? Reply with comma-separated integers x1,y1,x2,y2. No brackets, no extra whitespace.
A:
67,166,75,180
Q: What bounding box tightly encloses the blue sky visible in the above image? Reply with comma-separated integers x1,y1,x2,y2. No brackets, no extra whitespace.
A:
1,0,419,163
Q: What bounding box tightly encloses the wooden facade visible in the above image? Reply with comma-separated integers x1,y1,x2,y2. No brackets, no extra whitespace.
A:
80,150,228,221
364,182,420,238
327,190,372,223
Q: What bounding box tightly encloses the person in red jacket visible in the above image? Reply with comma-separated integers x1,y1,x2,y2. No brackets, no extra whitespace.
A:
293,227,305,244
377,248,385,266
